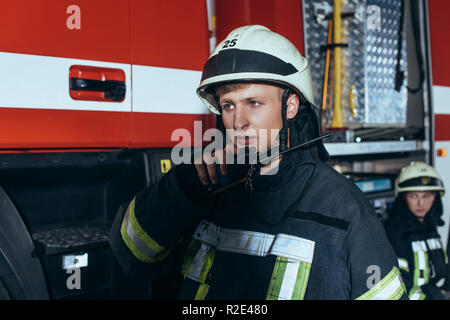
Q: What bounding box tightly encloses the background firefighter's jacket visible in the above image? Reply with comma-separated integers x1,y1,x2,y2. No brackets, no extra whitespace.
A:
384,195,449,300
109,151,407,299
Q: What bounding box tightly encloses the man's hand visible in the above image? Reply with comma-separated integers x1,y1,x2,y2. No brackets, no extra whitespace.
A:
194,146,232,186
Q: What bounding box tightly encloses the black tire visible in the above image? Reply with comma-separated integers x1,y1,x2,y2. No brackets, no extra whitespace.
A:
0,186,49,299
0,278,11,300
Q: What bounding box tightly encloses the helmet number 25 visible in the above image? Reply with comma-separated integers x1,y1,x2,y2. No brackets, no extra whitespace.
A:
223,39,237,48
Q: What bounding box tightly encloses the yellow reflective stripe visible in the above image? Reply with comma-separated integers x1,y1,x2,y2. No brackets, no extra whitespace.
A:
356,267,405,300
423,252,429,284
266,257,312,300
120,198,171,263
120,218,171,263
194,283,210,300
442,248,449,264
291,261,312,300
126,198,165,254
266,257,289,300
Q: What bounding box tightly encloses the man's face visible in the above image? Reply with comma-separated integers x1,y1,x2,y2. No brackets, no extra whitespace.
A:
216,83,284,155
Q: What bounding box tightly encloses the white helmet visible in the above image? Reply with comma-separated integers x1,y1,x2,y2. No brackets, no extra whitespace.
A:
196,25,315,115
395,161,445,196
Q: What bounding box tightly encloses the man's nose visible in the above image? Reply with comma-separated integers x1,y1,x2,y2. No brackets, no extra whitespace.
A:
233,105,250,131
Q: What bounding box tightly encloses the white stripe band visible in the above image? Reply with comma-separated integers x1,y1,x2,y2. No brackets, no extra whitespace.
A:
0,51,210,114
0,51,131,112
278,260,300,300
409,291,422,300
426,238,442,250
412,240,428,252
398,258,408,270
270,234,315,263
132,65,210,114
417,251,426,271
188,243,210,282
433,85,450,115
371,273,403,300
193,219,315,263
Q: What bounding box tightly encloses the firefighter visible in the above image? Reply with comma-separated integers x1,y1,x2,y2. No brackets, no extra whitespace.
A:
109,25,407,300
384,162,449,300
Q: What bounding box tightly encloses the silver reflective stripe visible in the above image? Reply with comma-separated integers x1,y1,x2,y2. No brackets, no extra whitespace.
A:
411,241,427,271
193,220,274,256
193,220,220,246
412,240,427,252
411,240,428,286
417,250,426,286
193,219,315,262
370,271,403,300
217,229,275,256
409,288,426,300
193,220,316,301
426,238,442,250
271,234,315,263
436,278,446,288
409,291,422,300
278,259,301,300
123,210,160,259
356,267,405,300
398,258,409,271
187,243,211,282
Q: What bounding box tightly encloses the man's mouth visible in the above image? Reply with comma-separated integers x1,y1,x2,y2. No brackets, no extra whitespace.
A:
236,136,256,146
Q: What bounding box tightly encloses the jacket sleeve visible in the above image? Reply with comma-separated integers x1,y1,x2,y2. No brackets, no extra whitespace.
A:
108,164,214,279
347,206,408,300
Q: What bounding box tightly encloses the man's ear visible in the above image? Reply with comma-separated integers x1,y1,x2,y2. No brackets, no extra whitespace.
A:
286,94,300,120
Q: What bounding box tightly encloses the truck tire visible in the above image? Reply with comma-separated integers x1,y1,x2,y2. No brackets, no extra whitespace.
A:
0,186,49,299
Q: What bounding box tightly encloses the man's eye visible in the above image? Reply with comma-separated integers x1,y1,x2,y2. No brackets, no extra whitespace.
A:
249,100,260,107
222,103,235,111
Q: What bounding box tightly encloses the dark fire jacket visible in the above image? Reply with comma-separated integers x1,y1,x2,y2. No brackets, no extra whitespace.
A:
109,146,407,300
384,196,448,300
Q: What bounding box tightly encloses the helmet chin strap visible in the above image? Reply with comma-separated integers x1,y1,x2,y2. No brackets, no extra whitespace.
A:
279,88,293,153
214,87,294,168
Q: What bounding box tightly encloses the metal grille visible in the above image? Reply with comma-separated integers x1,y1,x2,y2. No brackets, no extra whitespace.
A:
302,0,407,127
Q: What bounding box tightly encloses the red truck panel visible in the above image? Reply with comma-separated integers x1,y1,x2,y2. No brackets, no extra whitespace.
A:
428,0,450,88
130,0,210,70
129,0,215,149
0,0,131,64
0,108,130,149
215,0,305,54
0,0,132,150
0,0,215,151
429,0,450,141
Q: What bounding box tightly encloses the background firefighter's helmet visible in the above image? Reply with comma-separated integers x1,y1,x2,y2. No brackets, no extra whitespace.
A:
395,161,445,196
196,25,315,114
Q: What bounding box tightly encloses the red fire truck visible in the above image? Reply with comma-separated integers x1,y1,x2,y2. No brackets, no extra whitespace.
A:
0,0,448,299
